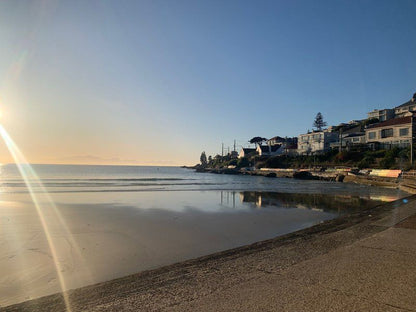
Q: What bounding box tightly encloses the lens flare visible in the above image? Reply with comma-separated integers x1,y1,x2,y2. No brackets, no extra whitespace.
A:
0,124,88,312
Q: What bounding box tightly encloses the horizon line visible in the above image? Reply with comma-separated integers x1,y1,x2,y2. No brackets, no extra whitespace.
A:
0,162,188,167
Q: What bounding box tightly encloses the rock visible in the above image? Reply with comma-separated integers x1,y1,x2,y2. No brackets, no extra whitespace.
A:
265,172,277,178
336,174,345,182
293,171,314,180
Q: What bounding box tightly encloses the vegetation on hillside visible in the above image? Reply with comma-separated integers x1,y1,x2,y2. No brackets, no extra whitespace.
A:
199,147,412,170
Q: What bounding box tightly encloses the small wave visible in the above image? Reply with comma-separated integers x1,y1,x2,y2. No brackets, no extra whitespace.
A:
0,182,222,188
0,177,192,182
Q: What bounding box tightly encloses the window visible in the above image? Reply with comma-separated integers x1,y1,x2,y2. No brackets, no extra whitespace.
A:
312,134,321,140
352,137,360,142
399,128,409,136
368,132,376,139
381,128,393,138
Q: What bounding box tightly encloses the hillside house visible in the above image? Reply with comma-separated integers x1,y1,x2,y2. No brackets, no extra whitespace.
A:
330,124,366,151
394,93,416,117
238,148,256,159
256,145,282,156
298,130,338,155
365,116,414,150
367,109,395,122
267,136,285,146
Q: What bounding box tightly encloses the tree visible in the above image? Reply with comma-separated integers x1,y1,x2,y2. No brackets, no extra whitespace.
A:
313,112,327,131
200,151,207,166
249,136,267,146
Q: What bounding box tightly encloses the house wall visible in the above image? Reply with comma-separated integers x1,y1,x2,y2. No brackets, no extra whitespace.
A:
297,131,338,154
267,138,283,146
367,109,395,122
395,101,416,117
365,122,413,148
344,135,366,145
238,149,256,159
256,145,283,156
256,145,266,156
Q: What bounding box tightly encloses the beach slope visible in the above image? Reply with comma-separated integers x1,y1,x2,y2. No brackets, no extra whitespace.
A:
3,195,416,312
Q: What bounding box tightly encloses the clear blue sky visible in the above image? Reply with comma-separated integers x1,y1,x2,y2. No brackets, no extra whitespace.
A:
0,0,415,165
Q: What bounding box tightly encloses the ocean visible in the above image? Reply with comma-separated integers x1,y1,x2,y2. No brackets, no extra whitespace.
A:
0,163,407,196
0,164,408,306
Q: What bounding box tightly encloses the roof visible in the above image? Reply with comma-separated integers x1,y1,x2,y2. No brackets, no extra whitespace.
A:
395,93,416,109
343,125,362,134
344,133,365,138
368,108,393,113
268,136,298,143
366,116,412,129
268,136,284,141
241,148,256,153
258,145,281,153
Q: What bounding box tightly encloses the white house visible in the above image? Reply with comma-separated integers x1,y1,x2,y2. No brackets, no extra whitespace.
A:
238,148,256,159
256,145,283,156
297,130,338,155
266,136,285,146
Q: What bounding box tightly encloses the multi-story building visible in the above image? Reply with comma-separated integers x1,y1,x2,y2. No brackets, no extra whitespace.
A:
367,109,395,122
331,124,366,151
365,116,414,150
266,136,298,147
266,136,285,146
394,93,416,117
297,130,338,155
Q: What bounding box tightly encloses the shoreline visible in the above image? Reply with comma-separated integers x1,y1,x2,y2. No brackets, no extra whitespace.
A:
3,194,415,311
195,166,412,191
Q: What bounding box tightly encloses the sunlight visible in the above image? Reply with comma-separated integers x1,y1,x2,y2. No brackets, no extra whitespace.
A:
0,124,79,312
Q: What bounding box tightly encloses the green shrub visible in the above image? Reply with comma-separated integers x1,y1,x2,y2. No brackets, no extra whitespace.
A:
236,157,250,168
357,157,373,169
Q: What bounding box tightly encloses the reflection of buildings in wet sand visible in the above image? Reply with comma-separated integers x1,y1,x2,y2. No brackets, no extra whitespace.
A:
220,190,236,208
237,191,394,213
239,191,288,209
239,191,261,208
222,191,398,212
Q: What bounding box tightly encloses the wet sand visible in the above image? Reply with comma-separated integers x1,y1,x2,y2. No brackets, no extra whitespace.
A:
2,194,415,311
1,191,361,307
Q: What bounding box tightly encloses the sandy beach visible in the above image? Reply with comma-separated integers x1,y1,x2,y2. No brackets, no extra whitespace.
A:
2,193,415,311
0,190,356,307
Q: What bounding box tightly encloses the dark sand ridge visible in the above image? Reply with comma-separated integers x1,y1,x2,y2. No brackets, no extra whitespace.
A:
2,194,416,311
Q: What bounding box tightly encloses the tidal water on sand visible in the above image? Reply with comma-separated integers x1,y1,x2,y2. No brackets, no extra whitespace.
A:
0,165,408,306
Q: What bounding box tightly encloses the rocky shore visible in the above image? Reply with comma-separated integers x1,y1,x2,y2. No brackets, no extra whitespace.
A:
195,166,406,189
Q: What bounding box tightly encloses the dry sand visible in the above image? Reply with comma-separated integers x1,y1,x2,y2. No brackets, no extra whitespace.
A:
2,194,415,311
